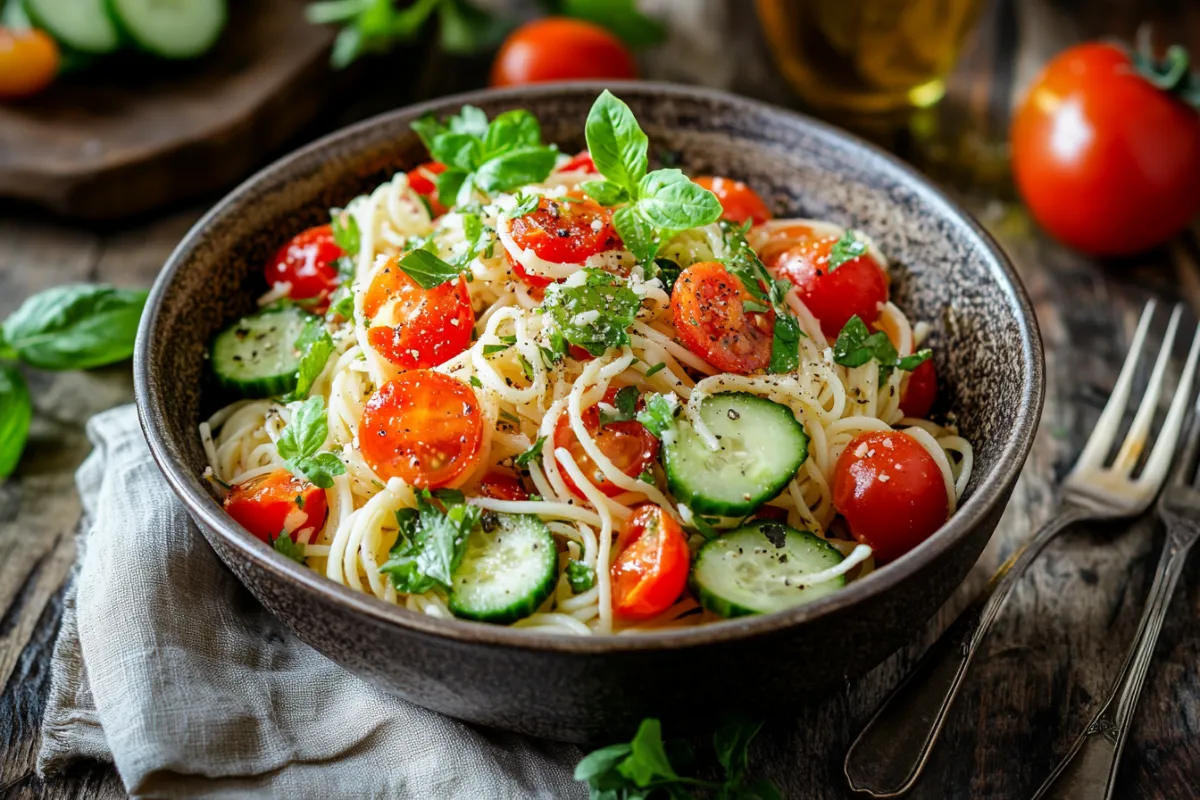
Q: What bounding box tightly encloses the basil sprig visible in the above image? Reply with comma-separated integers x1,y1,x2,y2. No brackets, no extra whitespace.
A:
542,269,642,357
411,105,558,209
833,315,932,379
719,221,803,374
582,91,723,266
0,364,31,480
1,284,148,480
380,489,482,594
574,717,781,799
276,396,347,489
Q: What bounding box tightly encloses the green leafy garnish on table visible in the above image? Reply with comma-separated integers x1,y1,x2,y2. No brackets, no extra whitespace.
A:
380,488,482,593
575,718,782,799
0,284,148,480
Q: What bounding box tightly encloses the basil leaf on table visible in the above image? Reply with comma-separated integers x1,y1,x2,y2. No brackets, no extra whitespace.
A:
2,284,147,370
0,363,32,479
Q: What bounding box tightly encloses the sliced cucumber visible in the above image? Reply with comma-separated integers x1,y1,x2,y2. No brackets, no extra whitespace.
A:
105,0,226,59
210,305,313,399
24,0,121,54
665,392,808,516
691,521,846,618
449,513,557,625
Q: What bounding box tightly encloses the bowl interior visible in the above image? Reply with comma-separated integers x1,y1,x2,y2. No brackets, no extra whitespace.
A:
136,82,1042,648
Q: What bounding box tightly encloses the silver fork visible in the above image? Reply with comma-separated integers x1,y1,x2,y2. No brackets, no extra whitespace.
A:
1032,395,1200,799
844,301,1200,797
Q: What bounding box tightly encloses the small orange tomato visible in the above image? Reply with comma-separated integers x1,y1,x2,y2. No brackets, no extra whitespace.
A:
490,18,637,87
611,504,690,620
0,28,59,100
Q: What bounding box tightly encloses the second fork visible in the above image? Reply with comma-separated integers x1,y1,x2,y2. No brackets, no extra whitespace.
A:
844,301,1200,797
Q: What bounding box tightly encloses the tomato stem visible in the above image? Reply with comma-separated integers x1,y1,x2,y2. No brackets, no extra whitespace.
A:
1130,30,1200,109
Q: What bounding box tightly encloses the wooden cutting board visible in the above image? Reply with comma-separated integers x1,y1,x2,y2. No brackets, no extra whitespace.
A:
0,0,340,219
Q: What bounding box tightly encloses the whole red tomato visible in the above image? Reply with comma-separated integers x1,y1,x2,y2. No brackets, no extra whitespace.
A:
490,18,637,87
1011,42,1200,256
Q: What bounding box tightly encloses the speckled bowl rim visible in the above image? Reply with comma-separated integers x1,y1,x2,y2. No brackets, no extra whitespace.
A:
135,81,1045,655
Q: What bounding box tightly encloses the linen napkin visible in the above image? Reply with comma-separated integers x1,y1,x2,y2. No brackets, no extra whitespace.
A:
37,404,587,799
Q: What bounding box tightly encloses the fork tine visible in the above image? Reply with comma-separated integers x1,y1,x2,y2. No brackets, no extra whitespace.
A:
1112,304,1183,475
1073,301,1157,472
1148,327,1200,489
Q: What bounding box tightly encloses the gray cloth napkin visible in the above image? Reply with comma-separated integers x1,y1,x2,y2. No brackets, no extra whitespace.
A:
38,404,587,799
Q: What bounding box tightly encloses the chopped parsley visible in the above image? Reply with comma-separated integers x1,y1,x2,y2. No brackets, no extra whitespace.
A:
379,489,481,594
566,559,596,594
542,269,642,357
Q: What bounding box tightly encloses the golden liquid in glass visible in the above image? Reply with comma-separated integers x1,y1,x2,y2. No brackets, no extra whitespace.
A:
756,0,985,117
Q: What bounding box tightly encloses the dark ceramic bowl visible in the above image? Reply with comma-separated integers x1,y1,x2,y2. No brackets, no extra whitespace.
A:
135,82,1044,743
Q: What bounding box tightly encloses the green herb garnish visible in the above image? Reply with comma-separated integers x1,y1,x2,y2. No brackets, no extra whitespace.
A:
380,489,481,593
542,269,642,357
832,315,932,379
275,396,346,489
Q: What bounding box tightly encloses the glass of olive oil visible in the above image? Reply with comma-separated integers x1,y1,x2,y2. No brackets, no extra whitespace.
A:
755,0,986,119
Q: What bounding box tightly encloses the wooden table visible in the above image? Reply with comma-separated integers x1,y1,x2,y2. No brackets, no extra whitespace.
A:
2,1,1198,797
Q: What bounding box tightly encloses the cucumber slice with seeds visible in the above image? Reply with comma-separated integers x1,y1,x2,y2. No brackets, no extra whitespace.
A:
210,305,312,399
105,0,226,59
24,0,121,54
691,521,846,618
449,512,557,625
665,392,808,516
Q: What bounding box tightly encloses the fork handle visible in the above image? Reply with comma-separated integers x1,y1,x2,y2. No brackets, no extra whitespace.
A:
844,506,1089,797
1032,531,1196,800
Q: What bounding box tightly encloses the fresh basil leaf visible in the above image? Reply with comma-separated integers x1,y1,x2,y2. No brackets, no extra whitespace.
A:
560,0,667,48
832,315,896,369
618,719,677,786
436,0,508,55
565,559,596,594
542,269,642,356
650,257,681,292
3,285,147,371
827,230,867,271
713,719,764,783
306,0,372,25
898,349,933,372
411,113,447,152
473,146,559,194
289,451,345,490
398,248,462,289
743,299,770,314
0,363,31,479
574,743,633,782
482,344,508,356
737,778,786,800
635,169,722,231
331,210,361,255
435,168,470,209
276,395,328,462
514,436,546,468
433,487,466,507
483,109,542,154
580,179,628,207
612,205,657,265
461,212,484,254
380,489,481,592
329,24,365,69
284,317,335,402
510,192,540,217
517,353,534,381
468,375,483,388
635,393,675,438
600,385,639,425
271,530,308,564
585,90,649,193
428,132,481,172
768,313,802,375
446,104,490,137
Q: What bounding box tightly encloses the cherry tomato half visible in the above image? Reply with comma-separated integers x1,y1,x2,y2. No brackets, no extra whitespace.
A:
671,261,773,374
506,195,622,289
224,469,328,544
363,262,473,370
900,359,937,419
407,162,448,217
264,224,344,306
764,224,888,339
611,504,690,620
477,470,529,502
833,431,948,564
557,151,598,174
0,28,59,100
1011,42,1200,256
360,371,484,488
490,18,637,88
554,390,660,500
693,176,773,226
